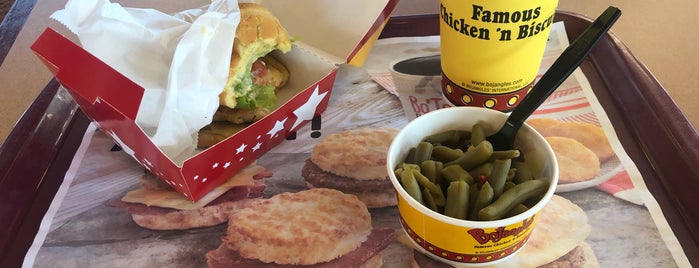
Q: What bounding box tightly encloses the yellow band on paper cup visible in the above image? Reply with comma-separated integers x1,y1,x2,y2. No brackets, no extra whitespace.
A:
397,195,539,266
439,0,558,111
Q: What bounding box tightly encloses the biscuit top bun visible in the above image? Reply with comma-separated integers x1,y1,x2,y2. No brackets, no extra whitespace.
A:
219,3,293,109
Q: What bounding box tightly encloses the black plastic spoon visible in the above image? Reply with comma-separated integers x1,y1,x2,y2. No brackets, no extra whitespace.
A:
487,6,622,151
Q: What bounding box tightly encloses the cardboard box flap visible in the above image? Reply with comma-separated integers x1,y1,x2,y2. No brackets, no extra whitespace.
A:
261,0,399,65
31,28,188,194
31,28,143,121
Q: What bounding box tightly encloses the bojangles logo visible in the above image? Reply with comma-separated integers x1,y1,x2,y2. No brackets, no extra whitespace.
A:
467,216,535,244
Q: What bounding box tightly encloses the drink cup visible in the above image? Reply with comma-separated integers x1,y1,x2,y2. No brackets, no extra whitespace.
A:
390,54,451,119
439,0,559,111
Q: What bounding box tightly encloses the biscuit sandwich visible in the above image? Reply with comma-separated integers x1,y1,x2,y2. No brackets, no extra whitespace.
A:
408,195,598,268
301,128,400,208
206,188,395,267
199,3,292,148
111,163,270,230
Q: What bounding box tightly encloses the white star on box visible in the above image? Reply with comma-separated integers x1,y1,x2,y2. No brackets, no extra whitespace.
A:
291,86,328,130
252,142,262,152
267,118,287,138
236,143,247,154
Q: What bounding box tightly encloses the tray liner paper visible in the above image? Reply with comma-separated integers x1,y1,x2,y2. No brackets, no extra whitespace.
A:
22,15,690,268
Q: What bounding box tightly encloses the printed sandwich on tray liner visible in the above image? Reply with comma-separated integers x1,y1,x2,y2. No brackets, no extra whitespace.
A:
30,0,399,201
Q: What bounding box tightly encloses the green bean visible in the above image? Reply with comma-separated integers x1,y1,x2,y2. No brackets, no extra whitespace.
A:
487,150,521,162
412,170,440,194
399,168,424,205
423,130,470,146
503,181,516,192
468,183,480,211
433,161,445,188
431,146,464,162
523,177,550,207
412,170,446,206
420,160,440,184
405,147,417,164
513,161,534,184
397,129,547,222
478,179,549,221
469,162,492,179
489,158,511,198
401,163,421,172
395,164,418,182
506,168,517,181
505,204,529,218
423,188,439,212
444,181,470,220
440,164,475,184
414,142,434,164
394,166,403,179
471,182,494,221
445,140,493,170
470,123,486,147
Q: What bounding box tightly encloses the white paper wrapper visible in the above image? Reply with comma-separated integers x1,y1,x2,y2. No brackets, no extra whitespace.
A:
51,0,241,164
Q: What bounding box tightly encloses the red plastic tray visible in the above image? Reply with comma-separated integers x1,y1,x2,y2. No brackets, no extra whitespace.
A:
0,11,697,267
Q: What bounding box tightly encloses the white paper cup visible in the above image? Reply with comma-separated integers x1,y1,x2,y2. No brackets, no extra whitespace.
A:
387,107,558,267
389,54,451,119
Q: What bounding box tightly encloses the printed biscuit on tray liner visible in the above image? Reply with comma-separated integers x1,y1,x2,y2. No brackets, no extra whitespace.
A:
527,118,614,162
526,118,615,184
301,127,401,208
205,188,394,267
545,136,601,184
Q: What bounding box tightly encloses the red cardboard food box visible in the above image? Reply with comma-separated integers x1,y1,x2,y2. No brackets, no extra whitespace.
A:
30,0,399,201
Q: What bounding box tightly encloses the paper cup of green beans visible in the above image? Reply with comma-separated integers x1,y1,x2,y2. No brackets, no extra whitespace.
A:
387,106,558,266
